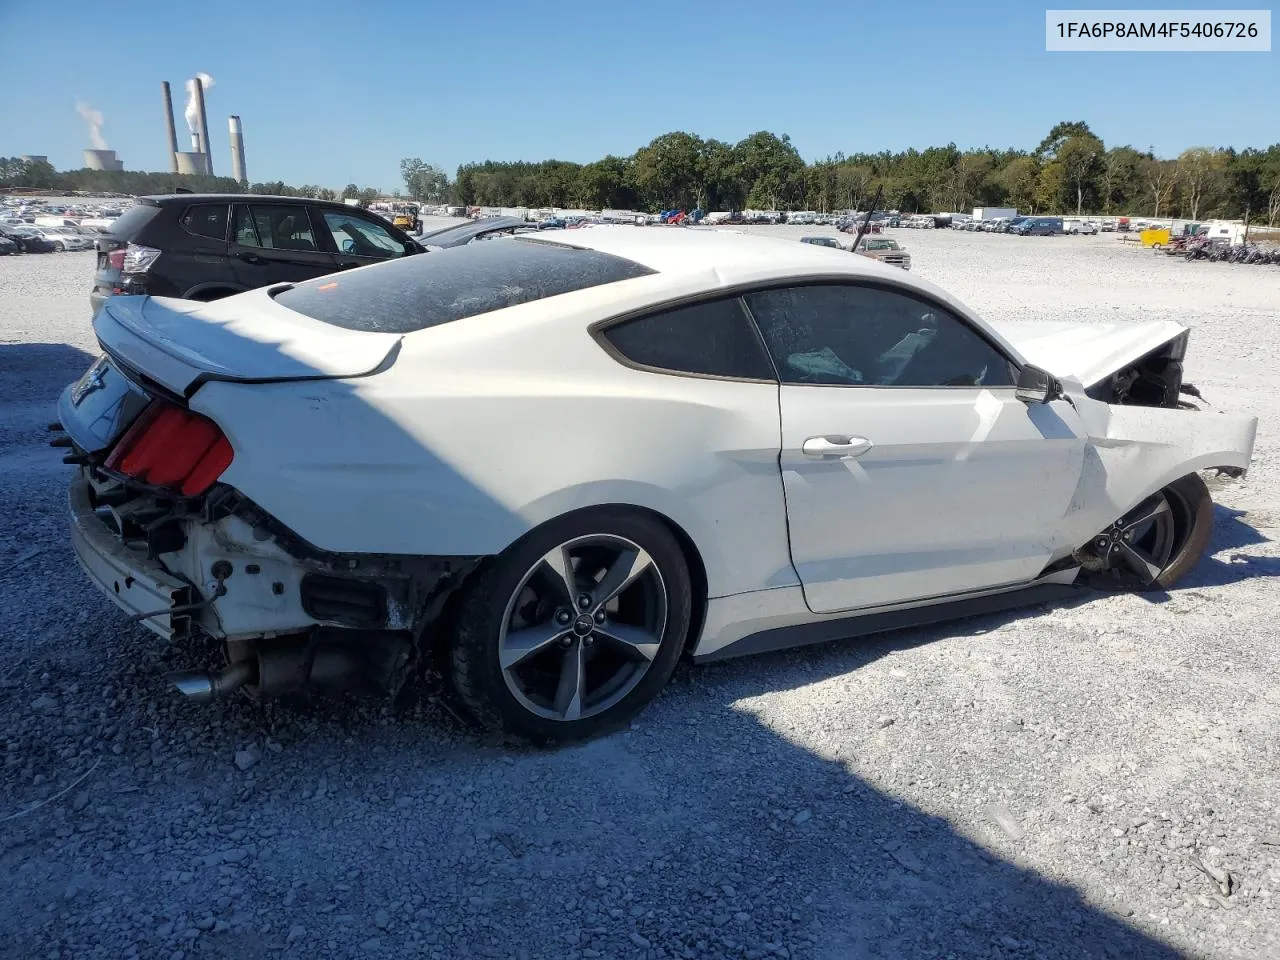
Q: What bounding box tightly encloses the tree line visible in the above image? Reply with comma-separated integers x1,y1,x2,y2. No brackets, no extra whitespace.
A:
5,120,1279,225
426,122,1280,225
0,158,384,206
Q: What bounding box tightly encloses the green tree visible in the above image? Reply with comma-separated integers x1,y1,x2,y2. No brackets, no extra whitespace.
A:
1099,146,1143,213
736,131,804,210
1035,162,1065,213
400,158,450,202
1142,157,1179,218
1057,135,1104,214
576,156,633,209
1177,147,1225,220
1036,121,1095,160
341,183,359,200
631,132,706,209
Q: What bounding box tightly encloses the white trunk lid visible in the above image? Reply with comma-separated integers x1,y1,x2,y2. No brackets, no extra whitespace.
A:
94,288,401,395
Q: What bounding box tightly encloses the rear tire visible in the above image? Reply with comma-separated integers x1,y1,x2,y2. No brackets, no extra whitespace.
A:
448,508,692,743
53,241,65,252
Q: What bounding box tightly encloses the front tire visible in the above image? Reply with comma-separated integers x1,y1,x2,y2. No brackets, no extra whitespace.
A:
53,241,65,252
448,508,692,743
1081,473,1213,591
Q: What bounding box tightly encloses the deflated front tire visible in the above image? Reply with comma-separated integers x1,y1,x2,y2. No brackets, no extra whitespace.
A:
1080,473,1214,591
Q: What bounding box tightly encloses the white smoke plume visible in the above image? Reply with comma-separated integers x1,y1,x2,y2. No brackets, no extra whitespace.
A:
183,73,215,135
76,101,107,150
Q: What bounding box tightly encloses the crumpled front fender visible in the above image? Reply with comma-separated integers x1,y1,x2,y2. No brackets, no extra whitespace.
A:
1060,385,1257,545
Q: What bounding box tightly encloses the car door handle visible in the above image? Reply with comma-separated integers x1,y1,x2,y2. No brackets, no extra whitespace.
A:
236,252,268,265
801,436,873,459
336,260,360,269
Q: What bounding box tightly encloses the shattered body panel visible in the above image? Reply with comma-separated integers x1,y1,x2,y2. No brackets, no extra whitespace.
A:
1061,387,1256,549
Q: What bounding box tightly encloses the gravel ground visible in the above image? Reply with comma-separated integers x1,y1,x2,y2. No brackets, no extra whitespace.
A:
1,230,1279,960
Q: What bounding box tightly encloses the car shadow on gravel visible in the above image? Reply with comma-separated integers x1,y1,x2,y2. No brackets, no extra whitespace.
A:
3,619,1187,960
1132,504,1275,600
0,342,96,396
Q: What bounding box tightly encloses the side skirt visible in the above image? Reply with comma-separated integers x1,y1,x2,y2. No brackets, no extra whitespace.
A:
693,582,1084,664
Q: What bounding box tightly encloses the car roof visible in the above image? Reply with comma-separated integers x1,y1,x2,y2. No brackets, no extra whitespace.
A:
516,225,965,312
139,193,365,209
521,226,885,278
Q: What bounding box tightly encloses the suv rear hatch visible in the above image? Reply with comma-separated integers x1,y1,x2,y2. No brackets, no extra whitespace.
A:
60,288,401,455
93,202,163,308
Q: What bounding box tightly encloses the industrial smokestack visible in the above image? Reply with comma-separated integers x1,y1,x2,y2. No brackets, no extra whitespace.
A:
228,115,247,184
161,82,180,173
194,76,213,176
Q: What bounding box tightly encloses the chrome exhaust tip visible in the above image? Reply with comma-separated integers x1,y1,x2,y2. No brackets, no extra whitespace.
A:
169,671,215,701
167,660,255,702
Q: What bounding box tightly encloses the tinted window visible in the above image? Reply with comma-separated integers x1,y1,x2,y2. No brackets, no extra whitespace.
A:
745,284,1013,388
322,210,405,259
602,299,775,380
274,238,654,334
104,203,160,240
180,203,228,241
234,204,318,251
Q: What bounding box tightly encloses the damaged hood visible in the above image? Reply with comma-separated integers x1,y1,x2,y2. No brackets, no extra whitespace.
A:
94,291,402,396
988,319,1187,387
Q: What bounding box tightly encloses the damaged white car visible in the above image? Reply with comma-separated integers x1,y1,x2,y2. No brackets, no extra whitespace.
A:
57,228,1257,741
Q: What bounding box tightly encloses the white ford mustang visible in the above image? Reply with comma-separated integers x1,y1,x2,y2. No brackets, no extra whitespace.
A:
58,227,1257,741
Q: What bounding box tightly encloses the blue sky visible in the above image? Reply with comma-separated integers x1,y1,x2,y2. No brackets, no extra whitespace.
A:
0,0,1274,190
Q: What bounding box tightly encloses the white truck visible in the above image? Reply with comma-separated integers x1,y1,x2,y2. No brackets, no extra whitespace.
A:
972,207,1017,221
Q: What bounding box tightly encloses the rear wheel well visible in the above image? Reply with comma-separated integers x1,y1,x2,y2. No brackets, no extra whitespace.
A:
423,504,709,662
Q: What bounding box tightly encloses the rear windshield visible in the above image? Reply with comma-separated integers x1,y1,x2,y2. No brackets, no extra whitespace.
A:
106,203,161,240
273,237,656,333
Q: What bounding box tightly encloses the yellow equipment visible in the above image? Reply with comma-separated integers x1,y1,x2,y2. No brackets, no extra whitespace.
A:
1141,227,1171,248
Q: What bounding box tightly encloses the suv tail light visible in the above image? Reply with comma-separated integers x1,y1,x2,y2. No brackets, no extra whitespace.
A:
105,401,233,496
107,247,125,270
121,243,161,273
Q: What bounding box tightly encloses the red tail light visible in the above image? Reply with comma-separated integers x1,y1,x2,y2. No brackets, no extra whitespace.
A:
105,402,233,496
107,248,125,270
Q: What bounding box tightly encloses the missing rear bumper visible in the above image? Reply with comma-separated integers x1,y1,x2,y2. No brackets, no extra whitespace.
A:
68,477,198,640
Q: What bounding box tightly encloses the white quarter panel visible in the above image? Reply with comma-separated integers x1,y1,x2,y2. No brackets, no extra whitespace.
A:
190,276,793,598
1058,390,1257,545
778,386,1087,613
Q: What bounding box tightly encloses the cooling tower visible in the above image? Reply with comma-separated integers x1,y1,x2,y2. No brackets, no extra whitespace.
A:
175,151,209,176
84,149,123,172
229,115,247,183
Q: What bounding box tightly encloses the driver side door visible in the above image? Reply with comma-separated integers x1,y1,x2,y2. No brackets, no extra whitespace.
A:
744,282,1088,615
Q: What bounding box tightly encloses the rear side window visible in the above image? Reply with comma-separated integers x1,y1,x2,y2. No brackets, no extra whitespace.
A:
234,205,318,251
601,299,776,380
180,204,228,241
105,204,160,240
274,238,655,334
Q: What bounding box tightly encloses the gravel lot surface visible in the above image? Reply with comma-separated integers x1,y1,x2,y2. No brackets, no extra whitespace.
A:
1,229,1279,960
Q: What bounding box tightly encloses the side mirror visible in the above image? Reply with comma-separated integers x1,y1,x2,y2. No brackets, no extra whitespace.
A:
1015,364,1062,404
341,239,355,253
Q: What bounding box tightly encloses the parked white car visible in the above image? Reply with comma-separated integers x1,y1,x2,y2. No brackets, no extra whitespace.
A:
59,228,1256,740
36,228,94,252
1063,219,1099,236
